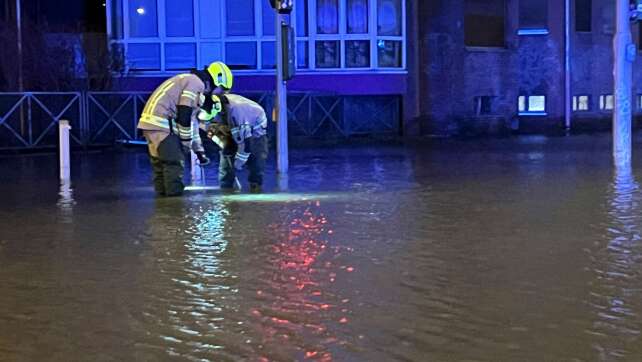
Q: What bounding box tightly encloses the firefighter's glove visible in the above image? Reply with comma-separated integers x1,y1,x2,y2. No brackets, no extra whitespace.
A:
234,151,250,170
196,151,210,166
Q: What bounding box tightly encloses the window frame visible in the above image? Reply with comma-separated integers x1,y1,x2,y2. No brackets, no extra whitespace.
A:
517,0,549,36
464,0,507,48
599,94,614,111
572,95,590,112
518,95,548,116
106,0,407,74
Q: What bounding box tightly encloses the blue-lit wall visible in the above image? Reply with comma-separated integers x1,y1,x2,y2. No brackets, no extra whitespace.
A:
413,0,642,136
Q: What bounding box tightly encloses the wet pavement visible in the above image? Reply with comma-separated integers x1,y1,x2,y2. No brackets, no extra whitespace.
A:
2,134,642,361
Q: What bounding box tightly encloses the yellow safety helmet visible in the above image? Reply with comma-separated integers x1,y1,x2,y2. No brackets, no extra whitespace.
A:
198,95,223,123
207,61,233,90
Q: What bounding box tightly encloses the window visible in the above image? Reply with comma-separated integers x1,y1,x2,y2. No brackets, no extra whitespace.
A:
317,0,339,34
262,0,276,36
199,0,222,38
109,0,124,39
519,95,546,114
226,42,257,69
465,0,505,47
519,0,547,31
128,0,158,37
128,43,161,70
226,0,255,36
573,95,590,111
296,0,309,36
377,0,401,36
474,96,494,115
576,0,592,32
600,95,614,111
297,41,309,68
110,0,406,72
200,43,222,66
166,0,194,37
316,41,340,68
261,42,276,69
377,40,401,67
346,40,370,67
348,0,369,34
165,43,196,69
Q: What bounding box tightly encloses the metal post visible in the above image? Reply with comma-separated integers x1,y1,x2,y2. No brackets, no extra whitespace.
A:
613,0,634,167
190,151,202,184
564,0,572,131
15,0,22,92
276,13,289,174
59,120,71,181
16,0,25,137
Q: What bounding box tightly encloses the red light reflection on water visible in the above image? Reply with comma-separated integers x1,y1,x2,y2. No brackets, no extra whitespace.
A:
250,203,350,361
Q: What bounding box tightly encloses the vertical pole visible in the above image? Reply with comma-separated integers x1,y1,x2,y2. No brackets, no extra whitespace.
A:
613,0,634,167
59,120,71,181
16,0,25,137
564,0,572,131
190,151,203,184
276,12,289,175
16,0,22,92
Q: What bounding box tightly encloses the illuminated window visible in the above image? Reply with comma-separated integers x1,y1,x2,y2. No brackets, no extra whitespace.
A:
600,95,614,111
519,95,546,114
109,0,406,72
572,95,590,111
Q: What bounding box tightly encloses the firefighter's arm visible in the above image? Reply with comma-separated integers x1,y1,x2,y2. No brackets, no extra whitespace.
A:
175,105,193,150
234,140,250,170
176,80,204,149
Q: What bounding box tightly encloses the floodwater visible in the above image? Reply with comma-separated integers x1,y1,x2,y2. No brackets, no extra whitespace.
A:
2,135,642,361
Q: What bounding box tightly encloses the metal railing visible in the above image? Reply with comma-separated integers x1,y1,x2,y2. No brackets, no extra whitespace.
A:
0,91,400,150
0,92,83,149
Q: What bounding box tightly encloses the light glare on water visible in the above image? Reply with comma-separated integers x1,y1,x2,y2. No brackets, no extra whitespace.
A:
2,136,642,360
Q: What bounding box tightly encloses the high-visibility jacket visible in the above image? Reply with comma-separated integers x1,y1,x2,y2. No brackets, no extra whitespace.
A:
225,94,267,143
224,94,268,164
137,74,205,143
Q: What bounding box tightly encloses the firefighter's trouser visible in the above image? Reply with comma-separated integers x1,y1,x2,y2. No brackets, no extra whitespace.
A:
146,132,186,197
219,135,268,191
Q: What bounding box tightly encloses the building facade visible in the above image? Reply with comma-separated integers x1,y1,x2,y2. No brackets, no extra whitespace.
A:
105,0,642,137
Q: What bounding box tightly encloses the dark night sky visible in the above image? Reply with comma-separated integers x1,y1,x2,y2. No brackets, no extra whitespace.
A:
1,0,106,32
